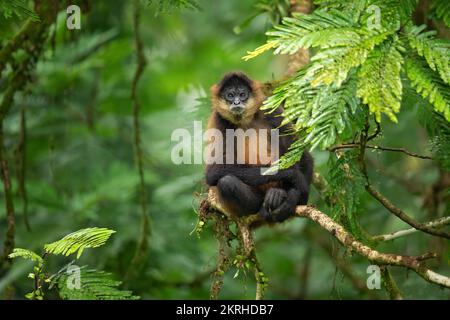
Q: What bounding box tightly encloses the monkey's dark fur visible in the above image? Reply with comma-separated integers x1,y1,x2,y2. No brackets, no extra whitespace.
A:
205,72,313,222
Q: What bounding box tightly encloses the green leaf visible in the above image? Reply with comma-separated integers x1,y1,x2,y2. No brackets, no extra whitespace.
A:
429,0,450,27
405,55,450,121
406,24,450,85
357,35,404,122
0,0,39,20
326,152,367,240
44,227,116,259
56,267,139,300
8,248,43,265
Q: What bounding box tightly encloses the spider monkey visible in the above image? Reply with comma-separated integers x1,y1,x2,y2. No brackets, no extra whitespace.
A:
205,72,313,222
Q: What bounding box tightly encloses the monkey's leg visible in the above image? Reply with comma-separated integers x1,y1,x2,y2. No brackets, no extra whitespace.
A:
216,175,263,216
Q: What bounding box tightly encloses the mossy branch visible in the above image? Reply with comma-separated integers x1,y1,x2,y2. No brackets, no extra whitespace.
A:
124,0,150,283
203,190,450,293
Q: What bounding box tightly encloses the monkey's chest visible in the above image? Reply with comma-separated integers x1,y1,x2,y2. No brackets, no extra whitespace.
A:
243,130,271,165
205,117,278,166
226,124,275,166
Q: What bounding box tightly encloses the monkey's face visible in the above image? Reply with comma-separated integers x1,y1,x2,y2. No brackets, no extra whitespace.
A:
219,81,252,116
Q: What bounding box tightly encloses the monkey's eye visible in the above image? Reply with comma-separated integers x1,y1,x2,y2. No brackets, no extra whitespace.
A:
239,92,247,99
227,93,234,99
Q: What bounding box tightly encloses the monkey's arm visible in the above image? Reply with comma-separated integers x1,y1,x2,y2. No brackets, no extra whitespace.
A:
205,164,298,187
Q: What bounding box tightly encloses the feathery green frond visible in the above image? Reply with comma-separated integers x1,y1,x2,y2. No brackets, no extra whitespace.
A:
0,0,39,20
307,29,391,87
429,125,450,170
327,152,367,240
44,228,116,259
357,35,404,122
366,0,417,27
264,71,361,169
405,55,450,121
430,0,450,27
406,24,450,85
269,10,358,54
8,248,43,265
57,267,139,300
419,104,450,170
246,0,449,170
301,77,360,151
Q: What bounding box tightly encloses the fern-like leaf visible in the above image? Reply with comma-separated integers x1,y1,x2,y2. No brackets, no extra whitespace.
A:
0,0,39,20
57,267,139,300
8,248,43,266
357,35,404,122
405,55,450,121
308,29,391,87
44,228,116,259
418,103,450,170
406,24,450,85
302,77,360,151
430,0,450,27
326,152,367,240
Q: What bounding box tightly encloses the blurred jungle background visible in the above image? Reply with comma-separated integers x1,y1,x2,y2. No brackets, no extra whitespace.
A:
0,0,449,300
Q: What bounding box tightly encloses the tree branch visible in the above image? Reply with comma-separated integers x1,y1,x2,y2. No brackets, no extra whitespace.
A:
294,205,450,288
329,143,433,160
124,0,150,283
366,184,450,240
204,191,450,290
373,216,450,241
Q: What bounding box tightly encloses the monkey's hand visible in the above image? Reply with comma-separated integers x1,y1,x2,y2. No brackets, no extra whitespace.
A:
259,188,287,222
268,189,299,222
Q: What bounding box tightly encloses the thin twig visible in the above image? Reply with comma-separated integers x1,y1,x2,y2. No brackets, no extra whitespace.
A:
373,216,450,241
366,185,450,240
354,118,449,240
329,143,433,160
367,119,381,141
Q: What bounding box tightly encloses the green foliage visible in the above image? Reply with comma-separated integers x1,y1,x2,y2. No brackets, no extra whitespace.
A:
146,0,200,13
419,104,450,170
405,55,450,121
8,248,43,266
265,73,361,156
430,0,450,27
357,35,404,122
44,228,116,259
326,152,367,240
234,0,291,34
8,228,136,300
56,267,139,300
0,0,39,20
1,0,449,301
406,24,450,86
245,0,450,168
